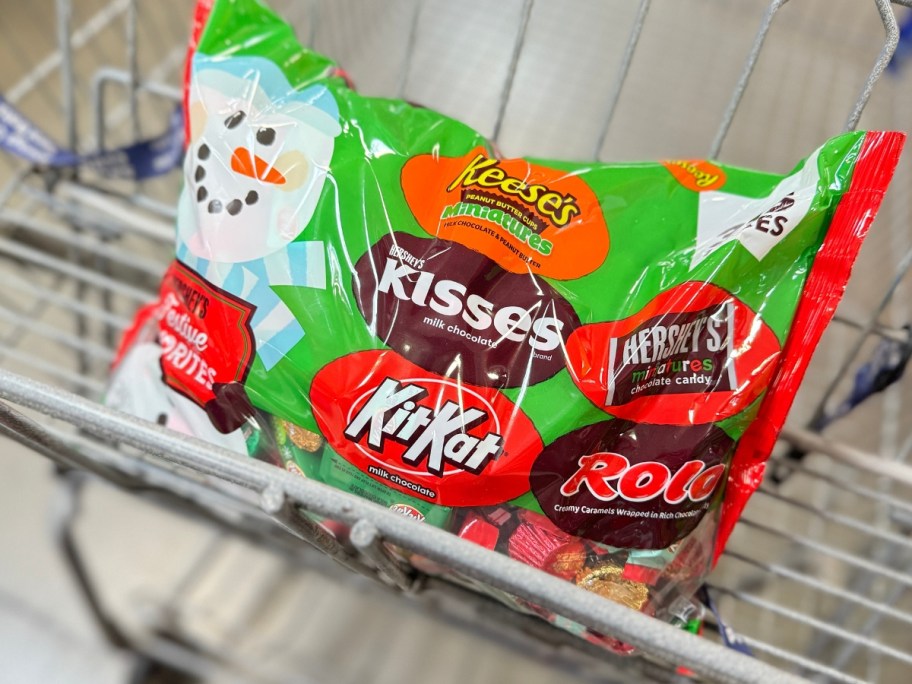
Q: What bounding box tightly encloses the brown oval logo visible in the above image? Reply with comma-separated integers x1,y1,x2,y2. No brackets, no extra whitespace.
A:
354,232,580,388
530,419,733,549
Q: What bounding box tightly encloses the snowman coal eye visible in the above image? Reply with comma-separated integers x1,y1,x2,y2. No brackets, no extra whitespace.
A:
256,128,276,145
225,111,246,129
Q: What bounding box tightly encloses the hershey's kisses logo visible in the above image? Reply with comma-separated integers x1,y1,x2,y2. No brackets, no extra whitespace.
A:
445,153,581,235
354,232,580,390
343,377,505,477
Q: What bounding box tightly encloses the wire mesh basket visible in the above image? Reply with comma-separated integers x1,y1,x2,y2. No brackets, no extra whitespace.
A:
2,1,912,682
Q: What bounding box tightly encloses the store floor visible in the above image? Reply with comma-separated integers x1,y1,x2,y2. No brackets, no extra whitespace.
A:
0,443,133,684
0,440,630,684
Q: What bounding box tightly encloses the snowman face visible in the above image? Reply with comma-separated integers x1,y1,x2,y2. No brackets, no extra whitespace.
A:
178,58,342,263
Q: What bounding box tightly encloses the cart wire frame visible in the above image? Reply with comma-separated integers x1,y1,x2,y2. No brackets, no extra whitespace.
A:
2,1,912,682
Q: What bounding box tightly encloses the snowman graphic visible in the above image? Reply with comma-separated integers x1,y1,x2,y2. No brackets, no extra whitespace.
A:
108,340,249,453
175,55,342,371
110,57,342,438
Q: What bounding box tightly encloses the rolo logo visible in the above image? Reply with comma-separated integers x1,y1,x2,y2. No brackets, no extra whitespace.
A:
530,420,734,549
310,350,543,506
559,453,725,505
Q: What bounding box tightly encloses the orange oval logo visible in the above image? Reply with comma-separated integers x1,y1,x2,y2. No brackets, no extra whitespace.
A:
401,148,609,280
661,159,726,192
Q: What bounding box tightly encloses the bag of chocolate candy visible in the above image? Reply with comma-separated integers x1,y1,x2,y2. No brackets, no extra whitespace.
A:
108,0,904,650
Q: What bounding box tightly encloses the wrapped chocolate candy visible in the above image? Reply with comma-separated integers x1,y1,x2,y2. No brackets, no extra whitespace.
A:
575,561,651,613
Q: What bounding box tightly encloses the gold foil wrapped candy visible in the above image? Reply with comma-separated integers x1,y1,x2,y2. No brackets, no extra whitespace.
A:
544,542,588,580
281,420,324,452
575,561,650,611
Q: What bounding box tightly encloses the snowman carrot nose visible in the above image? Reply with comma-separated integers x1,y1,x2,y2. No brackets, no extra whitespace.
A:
230,147,287,185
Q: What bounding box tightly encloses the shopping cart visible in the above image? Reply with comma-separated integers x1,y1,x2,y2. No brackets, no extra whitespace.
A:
2,1,912,682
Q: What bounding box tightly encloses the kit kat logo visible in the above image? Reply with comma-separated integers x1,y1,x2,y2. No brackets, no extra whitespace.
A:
310,350,543,506
389,504,425,521
343,377,505,477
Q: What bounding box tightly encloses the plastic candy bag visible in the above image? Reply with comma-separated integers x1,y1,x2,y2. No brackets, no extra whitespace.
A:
108,0,904,648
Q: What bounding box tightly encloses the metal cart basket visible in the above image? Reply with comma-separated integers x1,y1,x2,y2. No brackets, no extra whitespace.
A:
2,1,912,682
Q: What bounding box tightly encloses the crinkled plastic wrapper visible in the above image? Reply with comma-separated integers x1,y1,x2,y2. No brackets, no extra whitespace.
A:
108,0,905,652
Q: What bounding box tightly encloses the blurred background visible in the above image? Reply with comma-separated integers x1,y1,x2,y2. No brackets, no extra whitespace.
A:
1,0,912,682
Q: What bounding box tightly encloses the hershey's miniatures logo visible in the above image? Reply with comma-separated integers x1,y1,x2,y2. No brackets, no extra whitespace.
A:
344,378,504,477
566,282,782,425
606,302,737,405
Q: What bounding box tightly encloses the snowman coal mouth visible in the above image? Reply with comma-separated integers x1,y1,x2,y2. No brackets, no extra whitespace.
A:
193,110,278,216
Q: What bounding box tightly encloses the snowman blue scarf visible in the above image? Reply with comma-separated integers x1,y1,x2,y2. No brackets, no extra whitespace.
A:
175,240,325,371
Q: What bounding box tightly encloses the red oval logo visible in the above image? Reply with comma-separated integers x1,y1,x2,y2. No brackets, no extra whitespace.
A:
565,282,781,425
310,350,543,506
